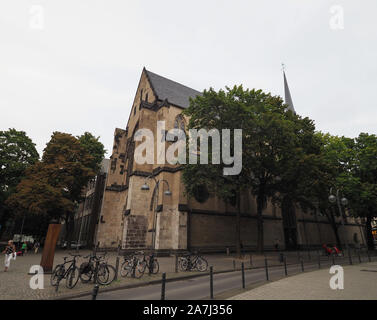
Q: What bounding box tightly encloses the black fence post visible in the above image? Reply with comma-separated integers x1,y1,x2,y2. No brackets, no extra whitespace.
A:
250,254,252,267
301,259,304,272
358,250,361,263
241,262,245,289
175,255,178,273
210,266,214,299
92,284,99,300
161,272,166,300
115,256,119,281
233,260,236,270
264,258,269,281
318,253,321,269
284,256,288,276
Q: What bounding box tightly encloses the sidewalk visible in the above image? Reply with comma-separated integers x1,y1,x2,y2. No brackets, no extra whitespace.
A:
0,249,312,300
0,248,371,300
228,261,377,300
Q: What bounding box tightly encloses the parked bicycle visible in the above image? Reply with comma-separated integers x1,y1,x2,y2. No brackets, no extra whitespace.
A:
120,251,147,278
137,251,159,275
79,252,116,285
50,253,81,289
179,251,208,272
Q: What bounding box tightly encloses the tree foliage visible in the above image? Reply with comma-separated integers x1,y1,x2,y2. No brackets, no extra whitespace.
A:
183,85,322,253
6,131,105,245
0,129,39,237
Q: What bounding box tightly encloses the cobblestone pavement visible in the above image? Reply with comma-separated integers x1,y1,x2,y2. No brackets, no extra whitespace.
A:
0,248,371,300
228,261,377,300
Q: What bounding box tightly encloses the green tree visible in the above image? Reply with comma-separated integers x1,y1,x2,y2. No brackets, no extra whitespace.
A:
0,129,39,238
340,133,377,249
183,86,319,254
7,132,104,247
183,86,250,257
78,132,106,174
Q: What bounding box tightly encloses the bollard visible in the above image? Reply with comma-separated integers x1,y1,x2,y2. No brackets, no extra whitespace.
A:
210,266,214,299
264,258,269,281
318,254,321,269
115,256,119,281
161,272,166,300
92,284,99,300
175,255,178,273
358,250,361,263
241,262,245,289
249,254,252,267
301,259,304,272
284,256,288,276
233,260,236,270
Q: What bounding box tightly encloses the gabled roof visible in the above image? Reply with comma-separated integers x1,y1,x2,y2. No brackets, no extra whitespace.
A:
145,69,202,109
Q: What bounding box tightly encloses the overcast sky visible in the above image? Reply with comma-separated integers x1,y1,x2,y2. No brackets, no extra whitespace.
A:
1,0,376,158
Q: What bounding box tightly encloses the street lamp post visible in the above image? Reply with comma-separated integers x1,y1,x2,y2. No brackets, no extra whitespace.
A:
329,187,352,260
141,175,172,251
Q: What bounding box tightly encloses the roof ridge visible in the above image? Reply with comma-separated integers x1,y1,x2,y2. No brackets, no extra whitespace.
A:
145,69,202,94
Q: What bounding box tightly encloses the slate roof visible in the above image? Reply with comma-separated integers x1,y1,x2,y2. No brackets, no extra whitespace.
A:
145,69,202,109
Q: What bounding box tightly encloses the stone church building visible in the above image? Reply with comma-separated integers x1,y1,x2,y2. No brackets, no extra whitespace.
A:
94,68,366,252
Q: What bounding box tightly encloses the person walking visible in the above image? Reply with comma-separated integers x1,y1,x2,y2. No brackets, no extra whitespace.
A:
33,241,40,254
21,242,27,255
2,240,16,272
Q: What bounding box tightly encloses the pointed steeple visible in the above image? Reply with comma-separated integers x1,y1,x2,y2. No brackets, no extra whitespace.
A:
283,68,296,113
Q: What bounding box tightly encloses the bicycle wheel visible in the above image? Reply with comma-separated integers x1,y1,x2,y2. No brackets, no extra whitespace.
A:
101,264,116,285
96,264,110,285
150,259,159,274
134,260,146,279
195,257,208,272
179,257,188,271
51,264,65,286
66,266,80,289
79,263,94,283
120,259,133,277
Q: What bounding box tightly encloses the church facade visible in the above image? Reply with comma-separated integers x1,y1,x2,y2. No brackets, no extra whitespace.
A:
94,68,366,252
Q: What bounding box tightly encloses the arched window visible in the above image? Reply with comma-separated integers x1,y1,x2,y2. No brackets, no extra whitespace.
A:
174,114,185,131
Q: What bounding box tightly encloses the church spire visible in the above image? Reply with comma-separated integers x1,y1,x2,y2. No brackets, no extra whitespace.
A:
282,64,295,113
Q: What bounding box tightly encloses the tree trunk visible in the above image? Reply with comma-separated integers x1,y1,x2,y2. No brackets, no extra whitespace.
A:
365,215,374,250
235,192,241,258
256,193,264,254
